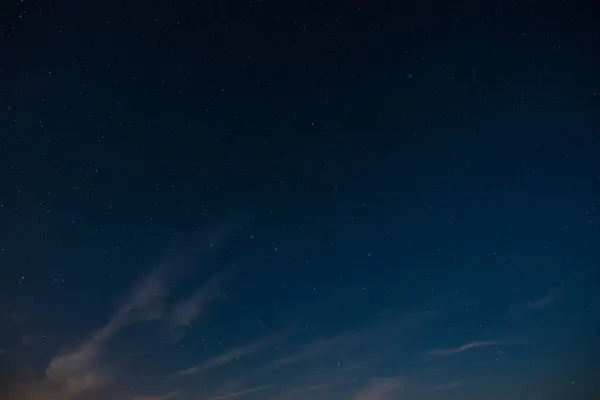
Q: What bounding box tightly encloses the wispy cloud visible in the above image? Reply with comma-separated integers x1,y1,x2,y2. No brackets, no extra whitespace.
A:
414,380,463,395
42,268,167,397
167,306,437,400
264,380,335,400
206,384,275,400
303,383,332,392
170,268,234,329
428,340,498,356
351,377,404,400
258,308,438,381
510,290,560,317
171,331,284,377
133,391,177,400
525,292,557,310
3,228,234,400
433,381,462,391
268,335,344,370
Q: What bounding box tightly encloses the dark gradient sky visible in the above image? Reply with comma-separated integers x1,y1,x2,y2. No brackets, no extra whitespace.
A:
1,1,599,399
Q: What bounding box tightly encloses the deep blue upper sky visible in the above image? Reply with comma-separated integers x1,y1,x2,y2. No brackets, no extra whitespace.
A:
1,1,599,399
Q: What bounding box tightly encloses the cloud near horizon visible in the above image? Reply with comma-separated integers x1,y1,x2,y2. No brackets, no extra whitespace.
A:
1,230,560,400
41,267,168,398
205,384,275,400
351,377,405,400
1,229,235,400
133,391,178,400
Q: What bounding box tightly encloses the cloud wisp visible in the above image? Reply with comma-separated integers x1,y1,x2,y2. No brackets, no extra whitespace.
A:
170,331,286,378
525,292,557,310
133,391,178,400
205,384,275,400
188,309,438,400
351,377,404,400
509,290,560,317
3,228,235,400
267,335,346,370
170,268,235,330
42,266,169,398
427,340,498,356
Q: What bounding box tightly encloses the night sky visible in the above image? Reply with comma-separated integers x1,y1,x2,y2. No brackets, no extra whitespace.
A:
1,1,600,399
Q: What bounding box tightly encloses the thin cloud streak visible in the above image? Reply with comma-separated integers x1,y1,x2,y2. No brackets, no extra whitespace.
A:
352,377,404,400
268,337,340,370
171,332,285,377
260,307,437,380
42,264,170,397
510,290,560,317
206,384,274,400
133,391,178,400
270,382,333,400
526,292,557,310
170,268,235,329
428,340,498,356
9,228,234,399
415,381,463,395
169,306,438,400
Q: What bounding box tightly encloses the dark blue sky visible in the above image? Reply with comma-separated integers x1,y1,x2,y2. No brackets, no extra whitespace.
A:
1,1,599,399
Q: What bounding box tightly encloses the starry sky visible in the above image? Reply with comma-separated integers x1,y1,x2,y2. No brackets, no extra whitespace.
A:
1,0,600,399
